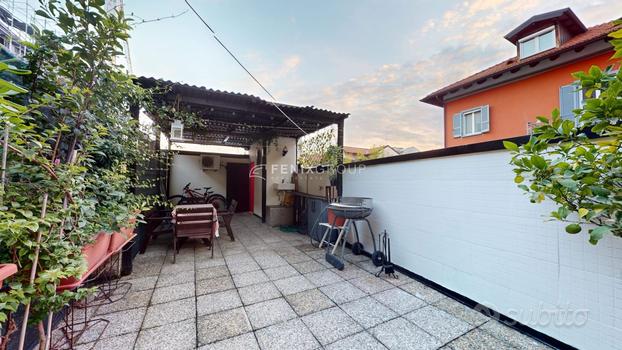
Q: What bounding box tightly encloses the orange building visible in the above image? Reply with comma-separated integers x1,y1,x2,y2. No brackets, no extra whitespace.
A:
421,8,621,148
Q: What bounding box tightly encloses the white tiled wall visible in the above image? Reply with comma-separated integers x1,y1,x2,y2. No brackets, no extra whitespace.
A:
343,149,622,350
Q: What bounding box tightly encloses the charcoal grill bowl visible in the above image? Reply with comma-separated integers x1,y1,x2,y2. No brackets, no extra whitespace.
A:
327,197,373,219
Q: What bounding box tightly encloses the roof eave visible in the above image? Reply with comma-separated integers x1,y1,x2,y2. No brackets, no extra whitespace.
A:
420,94,444,107
504,8,587,44
420,31,614,108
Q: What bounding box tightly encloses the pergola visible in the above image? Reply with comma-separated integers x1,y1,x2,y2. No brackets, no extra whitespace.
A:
135,77,349,218
136,76,348,149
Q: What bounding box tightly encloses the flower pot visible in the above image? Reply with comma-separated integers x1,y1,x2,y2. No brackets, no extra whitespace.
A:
108,227,133,253
108,214,138,253
0,263,17,285
83,232,111,271
58,233,111,289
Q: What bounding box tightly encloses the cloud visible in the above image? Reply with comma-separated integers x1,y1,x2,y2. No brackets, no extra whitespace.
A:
227,53,303,95
280,55,301,75
286,44,507,150
283,0,622,151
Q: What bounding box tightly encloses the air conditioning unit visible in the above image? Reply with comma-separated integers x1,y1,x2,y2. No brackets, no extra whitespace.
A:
201,155,221,171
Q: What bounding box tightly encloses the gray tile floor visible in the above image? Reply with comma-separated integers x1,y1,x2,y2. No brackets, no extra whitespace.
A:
73,214,552,350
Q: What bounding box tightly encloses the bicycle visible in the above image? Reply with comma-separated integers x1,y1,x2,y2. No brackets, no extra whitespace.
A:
169,182,227,210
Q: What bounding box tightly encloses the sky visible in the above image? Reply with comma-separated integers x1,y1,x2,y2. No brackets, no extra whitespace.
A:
125,0,622,151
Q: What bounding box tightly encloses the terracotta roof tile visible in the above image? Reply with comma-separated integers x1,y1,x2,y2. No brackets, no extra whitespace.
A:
421,21,621,106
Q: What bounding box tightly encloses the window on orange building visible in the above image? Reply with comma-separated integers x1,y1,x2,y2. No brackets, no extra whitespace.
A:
519,26,556,59
559,84,582,121
452,105,490,138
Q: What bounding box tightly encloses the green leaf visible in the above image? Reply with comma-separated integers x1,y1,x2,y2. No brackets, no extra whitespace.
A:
551,108,560,119
0,79,28,95
588,65,601,78
530,155,547,170
503,141,519,152
590,186,610,197
588,226,611,244
578,208,589,218
565,224,581,234
536,116,549,123
561,120,574,135
582,176,597,185
558,179,577,189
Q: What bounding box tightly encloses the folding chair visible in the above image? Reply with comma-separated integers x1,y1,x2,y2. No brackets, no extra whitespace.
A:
218,199,237,241
173,206,216,262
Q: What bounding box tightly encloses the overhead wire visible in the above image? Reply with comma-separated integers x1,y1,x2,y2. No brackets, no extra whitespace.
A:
183,0,308,135
131,10,189,26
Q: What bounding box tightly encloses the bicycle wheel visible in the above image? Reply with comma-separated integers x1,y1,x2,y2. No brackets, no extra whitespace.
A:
208,194,227,211
168,195,185,206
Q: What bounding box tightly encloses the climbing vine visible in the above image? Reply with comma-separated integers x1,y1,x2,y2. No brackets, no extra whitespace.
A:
0,0,159,347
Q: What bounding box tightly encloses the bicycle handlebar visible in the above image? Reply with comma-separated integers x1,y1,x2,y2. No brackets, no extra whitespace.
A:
183,183,215,195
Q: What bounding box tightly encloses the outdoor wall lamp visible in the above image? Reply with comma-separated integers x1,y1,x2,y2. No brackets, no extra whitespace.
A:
282,146,288,157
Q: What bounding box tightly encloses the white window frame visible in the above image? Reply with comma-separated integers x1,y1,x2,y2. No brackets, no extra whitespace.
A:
461,108,481,137
518,25,556,59
459,106,488,137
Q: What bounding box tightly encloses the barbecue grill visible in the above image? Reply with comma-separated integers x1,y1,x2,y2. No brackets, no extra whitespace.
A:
319,197,383,270
327,197,373,219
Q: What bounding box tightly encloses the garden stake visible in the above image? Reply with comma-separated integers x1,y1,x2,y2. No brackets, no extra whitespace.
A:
44,303,54,350
0,123,9,203
17,193,49,350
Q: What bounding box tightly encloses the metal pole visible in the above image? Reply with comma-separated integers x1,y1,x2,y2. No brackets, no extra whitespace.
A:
336,121,344,196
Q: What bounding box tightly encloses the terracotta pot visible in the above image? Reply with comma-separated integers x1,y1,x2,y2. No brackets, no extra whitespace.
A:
108,227,133,253
0,263,17,285
58,233,111,290
83,232,111,271
327,208,346,227
58,275,79,288
108,214,138,252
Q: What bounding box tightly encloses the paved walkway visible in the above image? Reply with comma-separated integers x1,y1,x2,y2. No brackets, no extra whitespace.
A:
74,214,552,349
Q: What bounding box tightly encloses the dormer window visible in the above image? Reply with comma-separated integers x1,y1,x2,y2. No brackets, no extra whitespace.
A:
518,26,556,59
170,119,184,140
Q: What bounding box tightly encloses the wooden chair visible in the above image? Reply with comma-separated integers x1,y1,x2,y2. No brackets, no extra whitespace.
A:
218,199,238,241
173,206,216,262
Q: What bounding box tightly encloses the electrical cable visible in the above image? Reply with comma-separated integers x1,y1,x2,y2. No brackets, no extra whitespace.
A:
184,0,308,135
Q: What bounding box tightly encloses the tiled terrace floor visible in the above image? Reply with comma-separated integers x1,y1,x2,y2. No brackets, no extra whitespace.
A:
76,214,552,350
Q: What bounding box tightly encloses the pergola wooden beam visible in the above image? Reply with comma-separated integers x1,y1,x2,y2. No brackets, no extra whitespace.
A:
136,76,349,149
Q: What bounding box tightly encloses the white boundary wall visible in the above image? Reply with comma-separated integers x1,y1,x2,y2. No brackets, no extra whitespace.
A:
170,154,249,198
343,149,621,350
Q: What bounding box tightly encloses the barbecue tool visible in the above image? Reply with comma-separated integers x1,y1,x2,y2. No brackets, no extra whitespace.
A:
376,230,398,279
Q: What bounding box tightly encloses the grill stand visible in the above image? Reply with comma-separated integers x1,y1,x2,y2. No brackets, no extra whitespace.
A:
319,217,377,269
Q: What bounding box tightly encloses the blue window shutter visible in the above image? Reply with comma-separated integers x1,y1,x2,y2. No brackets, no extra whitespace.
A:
559,84,578,120
480,105,490,132
452,113,461,137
